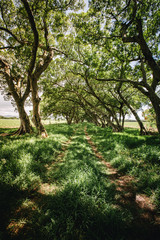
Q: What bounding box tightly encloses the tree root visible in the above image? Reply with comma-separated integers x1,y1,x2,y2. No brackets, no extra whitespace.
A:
0,126,33,137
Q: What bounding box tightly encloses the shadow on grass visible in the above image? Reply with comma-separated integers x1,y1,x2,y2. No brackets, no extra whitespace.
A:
0,182,29,240
3,182,160,240
0,124,75,189
1,123,160,240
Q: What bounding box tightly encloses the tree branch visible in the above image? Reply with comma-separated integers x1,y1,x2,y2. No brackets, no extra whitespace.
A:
33,50,54,79
0,27,23,44
0,45,22,49
21,0,39,74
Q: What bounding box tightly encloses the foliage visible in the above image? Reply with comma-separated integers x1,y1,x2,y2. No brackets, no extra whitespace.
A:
0,0,85,135
68,0,160,132
1,0,160,134
142,107,156,128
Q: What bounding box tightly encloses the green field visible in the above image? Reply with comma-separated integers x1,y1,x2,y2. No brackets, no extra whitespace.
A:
0,123,160,239
124,121,155,129
0,119,65,128
0,118,152,129
124,121,143,128
0,119,20,128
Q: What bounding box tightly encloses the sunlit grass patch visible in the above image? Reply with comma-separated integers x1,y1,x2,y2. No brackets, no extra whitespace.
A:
0,123,74,196
0,119,20,128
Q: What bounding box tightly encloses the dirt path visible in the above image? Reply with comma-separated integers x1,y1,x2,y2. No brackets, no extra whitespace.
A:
84,127,160,229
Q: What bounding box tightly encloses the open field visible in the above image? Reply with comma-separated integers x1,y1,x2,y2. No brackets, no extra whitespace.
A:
0,118,153,130
0,123,160,239
0,119,65,128
124,121,144,128
124,121,156,130
0,119,20,128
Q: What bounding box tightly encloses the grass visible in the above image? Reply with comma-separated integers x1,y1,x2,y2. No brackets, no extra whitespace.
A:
124,121,156,130
87,124,160,208
0,118,152,129
0,119,20,128
124,121,145,128
0,123,160,239
0,119,66,129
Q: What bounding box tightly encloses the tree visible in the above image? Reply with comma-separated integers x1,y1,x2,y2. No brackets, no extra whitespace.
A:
117,82,147,135
142,106,156,130
0,0,84,136
41,52,129,131
86,0,160,133
0,57,33,134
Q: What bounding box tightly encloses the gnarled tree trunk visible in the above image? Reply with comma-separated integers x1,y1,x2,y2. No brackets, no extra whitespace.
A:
16,102,33,135
31,79,48,137
0,58,32,136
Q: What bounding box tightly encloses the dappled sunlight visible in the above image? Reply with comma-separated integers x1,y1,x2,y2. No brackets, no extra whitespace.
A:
0,123,160,239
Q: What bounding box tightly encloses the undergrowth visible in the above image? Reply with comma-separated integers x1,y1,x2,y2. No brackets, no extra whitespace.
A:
0,123,160,240
86,123,160,211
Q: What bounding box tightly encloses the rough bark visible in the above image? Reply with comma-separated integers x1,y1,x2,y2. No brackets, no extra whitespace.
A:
30,50,54,136
21,0,48,137
31,78,48,137
121,17,160,133
16,103,33,135
1,105,33,136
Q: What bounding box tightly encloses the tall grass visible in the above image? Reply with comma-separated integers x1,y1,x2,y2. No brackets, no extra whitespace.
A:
87,123,160,210
0,123,160,239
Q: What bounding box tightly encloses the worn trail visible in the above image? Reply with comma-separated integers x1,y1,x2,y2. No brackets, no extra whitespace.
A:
84,127,160,228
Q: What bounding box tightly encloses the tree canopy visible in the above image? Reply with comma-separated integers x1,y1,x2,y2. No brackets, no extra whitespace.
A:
0,0,160,135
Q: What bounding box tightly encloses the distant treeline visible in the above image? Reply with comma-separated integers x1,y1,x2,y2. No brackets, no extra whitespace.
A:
125,120,146,122
0,116,18,119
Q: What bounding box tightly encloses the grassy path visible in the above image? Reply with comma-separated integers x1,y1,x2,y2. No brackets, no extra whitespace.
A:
0,123,160,239
85,126,160,238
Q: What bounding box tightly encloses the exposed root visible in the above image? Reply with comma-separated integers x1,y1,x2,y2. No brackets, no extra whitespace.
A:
0,126,33,137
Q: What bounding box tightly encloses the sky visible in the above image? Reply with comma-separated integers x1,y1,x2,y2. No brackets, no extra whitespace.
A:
0,93,32,117
0,93,18,117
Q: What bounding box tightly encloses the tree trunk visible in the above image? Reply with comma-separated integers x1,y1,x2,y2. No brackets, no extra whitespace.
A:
122,112,125,130
130,107,147,135
17,103,33,134
9,102,33,135
113,114,123,132
66,115,73,125
0,58,32,135
31,79,48,137
117,88,147,135
5,102,33,136
149,95,160,134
